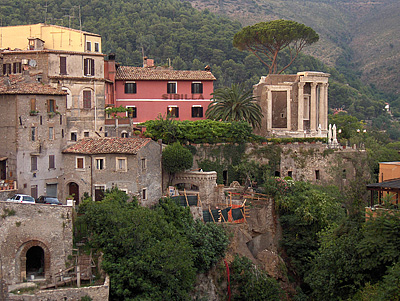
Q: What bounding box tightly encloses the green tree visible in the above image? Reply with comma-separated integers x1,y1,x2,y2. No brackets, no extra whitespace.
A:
162,142,193,184
230,255,285,300
78,193,228,300
233,19,319,74
206,83,263,128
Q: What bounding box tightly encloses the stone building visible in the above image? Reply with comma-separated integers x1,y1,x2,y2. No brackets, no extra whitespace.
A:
61,137,162,205
0,74,67,199
253,71,330,138
0,23,106,141
0,202,73,285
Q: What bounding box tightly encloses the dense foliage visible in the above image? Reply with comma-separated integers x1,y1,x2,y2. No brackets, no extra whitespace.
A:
78,189,229,300
229,255,285,300
206,83,263,128
162,142,193,175
142,117,254,144
305,210,400,300
273,181,345,283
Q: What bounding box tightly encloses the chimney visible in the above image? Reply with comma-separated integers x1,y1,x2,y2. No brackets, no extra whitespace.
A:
143,57,154,68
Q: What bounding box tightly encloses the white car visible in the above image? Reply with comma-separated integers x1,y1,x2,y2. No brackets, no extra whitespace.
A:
6,194,36,204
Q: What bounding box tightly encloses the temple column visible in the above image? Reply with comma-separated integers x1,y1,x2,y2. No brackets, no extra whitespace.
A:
297,82,305,131
319,83,325,131
310,82,317,132
323,83,329,131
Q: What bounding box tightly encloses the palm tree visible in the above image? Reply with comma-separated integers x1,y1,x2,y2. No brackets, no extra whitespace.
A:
206,83,263,128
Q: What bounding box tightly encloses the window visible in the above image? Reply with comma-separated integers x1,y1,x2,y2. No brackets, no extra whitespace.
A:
95,158,105,170
3,63,11,75
191,106,203,118
121,132,128,138
31,127,36,141
315,170,320,180
49,127,54,140
84,131,89,137
31,185,38,199
116,157,127,172
127,106,137,118
141,158,146,170
167,82,177,94
13,62,22,74
94,42,99,52
30,98,36,112
71,132,77,141
60,57,67,75
47,99,55,113
288,171,293,178
83,90,91,108
142,188,147,200
86,41,91,51
84,58,95,76
167,106,179,118
31,156,38,171
191,82,203,94
342,169,347,179
125,82,137,94
76,157,84,169
49,155,55,169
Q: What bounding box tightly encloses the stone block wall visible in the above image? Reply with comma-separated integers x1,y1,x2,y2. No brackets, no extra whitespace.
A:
7,277,110,301
0,202,73,285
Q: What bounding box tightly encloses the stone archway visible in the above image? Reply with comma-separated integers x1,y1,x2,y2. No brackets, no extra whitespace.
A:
172,171,217,205
19,240,50,282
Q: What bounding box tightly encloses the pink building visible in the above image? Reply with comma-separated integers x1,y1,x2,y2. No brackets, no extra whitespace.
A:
104,57,215,136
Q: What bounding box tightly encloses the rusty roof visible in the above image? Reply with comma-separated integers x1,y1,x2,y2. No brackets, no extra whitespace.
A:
116,66,216,81
62,137,152,155
0,74,66,95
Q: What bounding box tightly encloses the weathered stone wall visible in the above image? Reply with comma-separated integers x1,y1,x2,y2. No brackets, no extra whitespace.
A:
0,202,73,285
172,171,217,207
7,277,110,301
278,143,364,185
191,142,365,190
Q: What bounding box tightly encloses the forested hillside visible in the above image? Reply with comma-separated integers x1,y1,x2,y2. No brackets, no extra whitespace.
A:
1,0,399,130
186,0,400,95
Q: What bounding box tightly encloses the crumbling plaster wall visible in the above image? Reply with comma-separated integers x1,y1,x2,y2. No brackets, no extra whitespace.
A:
0,202,73,285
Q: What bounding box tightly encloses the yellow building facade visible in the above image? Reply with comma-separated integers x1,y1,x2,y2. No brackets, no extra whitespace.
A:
379,162,400,182
0,23,101,53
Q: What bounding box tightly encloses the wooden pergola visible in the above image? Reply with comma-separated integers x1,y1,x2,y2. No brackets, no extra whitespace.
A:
366,178,400,207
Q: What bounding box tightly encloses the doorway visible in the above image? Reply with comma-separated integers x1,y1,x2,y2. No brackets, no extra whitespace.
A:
26,246,45,279
69,182,79,205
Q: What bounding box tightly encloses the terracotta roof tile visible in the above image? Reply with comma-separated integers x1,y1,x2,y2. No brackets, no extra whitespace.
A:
62,137,152,155
116,66,216,81
0,74,66,95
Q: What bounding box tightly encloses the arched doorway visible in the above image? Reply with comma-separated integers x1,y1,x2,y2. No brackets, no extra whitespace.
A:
19,240,50,282
69,182,80,205
26,246,44,279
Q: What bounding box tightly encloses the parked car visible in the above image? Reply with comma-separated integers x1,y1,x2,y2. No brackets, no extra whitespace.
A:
6,194,35,204
36,196,62,205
